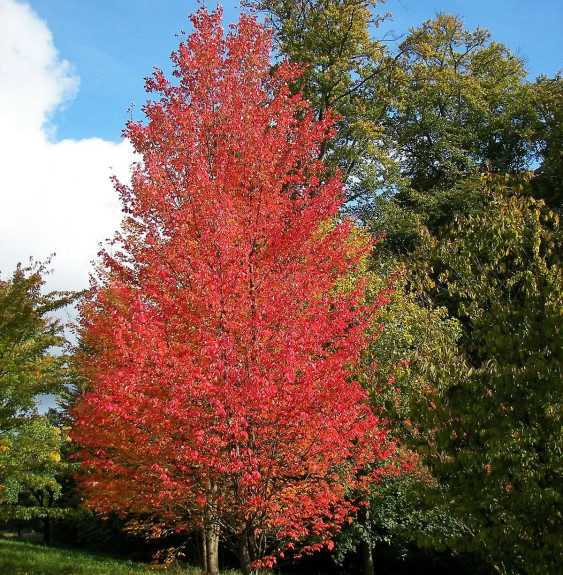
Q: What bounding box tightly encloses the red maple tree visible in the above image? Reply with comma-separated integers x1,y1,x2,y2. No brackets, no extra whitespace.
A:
72,8,391,574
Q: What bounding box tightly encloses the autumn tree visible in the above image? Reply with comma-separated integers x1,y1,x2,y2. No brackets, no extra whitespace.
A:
72,9,392,575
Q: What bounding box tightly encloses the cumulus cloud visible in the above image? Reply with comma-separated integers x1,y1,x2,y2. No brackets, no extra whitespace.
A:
0,0,136,292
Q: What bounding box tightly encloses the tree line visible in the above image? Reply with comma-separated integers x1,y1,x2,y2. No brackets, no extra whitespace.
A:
1,2,561,575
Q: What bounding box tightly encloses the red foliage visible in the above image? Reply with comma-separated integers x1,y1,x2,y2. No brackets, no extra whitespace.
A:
72,7,391,569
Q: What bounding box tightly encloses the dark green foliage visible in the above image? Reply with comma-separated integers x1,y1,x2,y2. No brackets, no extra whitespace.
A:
530,73,563,211
387,14,536,192
255,4,563,573
407,179,563,573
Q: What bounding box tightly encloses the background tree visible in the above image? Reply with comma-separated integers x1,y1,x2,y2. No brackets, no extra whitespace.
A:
72,9,393,575
365,14,539,255
389,14,534,189
339,254,469,574
257,5,562,573
0,261,74,430
249,0,395,202
530,73,563,212
0,261,77,542
0,413,75,544
404,177,562,574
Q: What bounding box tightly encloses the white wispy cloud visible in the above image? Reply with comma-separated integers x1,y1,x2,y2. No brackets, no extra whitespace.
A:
0,0,136,292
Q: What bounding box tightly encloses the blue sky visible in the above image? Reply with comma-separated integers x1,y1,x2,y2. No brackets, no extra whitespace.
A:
24,0,563,143
0,0,561,294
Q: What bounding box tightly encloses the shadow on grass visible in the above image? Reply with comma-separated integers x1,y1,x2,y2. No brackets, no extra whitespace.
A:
0,538,211,575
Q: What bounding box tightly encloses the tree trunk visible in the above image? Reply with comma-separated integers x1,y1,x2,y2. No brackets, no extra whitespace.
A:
202,530,208,574
359,503,374,575
361,539,374,575
202,526,220,575
238,533,256,575
43,514,51,545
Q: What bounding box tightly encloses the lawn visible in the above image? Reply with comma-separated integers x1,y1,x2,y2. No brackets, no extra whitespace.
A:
0,538,235,575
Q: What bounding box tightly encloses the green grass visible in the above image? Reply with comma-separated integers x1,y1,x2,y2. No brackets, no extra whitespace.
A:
0,538,238,575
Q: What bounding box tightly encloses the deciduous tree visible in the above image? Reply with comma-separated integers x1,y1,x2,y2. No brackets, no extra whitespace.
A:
365,14,539,256
407,177,563,574
0,261,74,431
0,261,76,542
72,9,391,575
0,414,75,544
249,0,394,201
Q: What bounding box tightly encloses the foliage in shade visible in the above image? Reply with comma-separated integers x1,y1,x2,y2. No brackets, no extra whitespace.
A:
530,73,563,211
407,177,563,574
72,9,392,574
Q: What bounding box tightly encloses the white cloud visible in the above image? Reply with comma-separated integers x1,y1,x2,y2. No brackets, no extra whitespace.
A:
0,0,136,292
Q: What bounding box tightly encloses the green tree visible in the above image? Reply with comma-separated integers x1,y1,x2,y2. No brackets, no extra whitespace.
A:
0,414,75,544
0,261,77,542
0,261,74,430
408,178,563,574
388,14,535,193
530,73,563,212
365,14,539,256
249,0,394,200
341,253,469,573
252,5,562,573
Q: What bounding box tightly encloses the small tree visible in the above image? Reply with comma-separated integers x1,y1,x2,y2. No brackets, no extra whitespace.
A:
0,261,77,541
72,9,392,575
0,414,75,544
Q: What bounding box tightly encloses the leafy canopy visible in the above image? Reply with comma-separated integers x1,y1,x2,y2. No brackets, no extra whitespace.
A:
0,261,74,430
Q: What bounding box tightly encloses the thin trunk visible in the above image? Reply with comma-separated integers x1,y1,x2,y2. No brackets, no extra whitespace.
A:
238,533,255,575
202,530,208,574
361,539,374,575
360,505,374,575
202,482,220,575
202,526,219,575
43,515,51,545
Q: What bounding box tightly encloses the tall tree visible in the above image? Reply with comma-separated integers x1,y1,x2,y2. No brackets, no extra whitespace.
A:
405,177,563,574
249,0,394,201
72,9,392,575
388,14,535,192
365,14,539,256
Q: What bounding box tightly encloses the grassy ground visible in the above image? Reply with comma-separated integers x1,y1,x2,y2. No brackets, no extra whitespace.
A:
0,538,241,575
